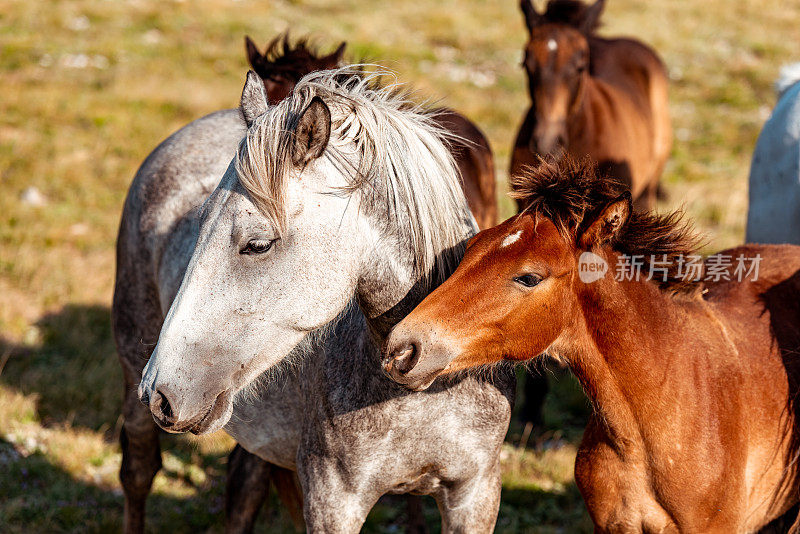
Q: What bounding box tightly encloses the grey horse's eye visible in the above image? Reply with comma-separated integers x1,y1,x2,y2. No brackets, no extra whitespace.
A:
240,238,276,255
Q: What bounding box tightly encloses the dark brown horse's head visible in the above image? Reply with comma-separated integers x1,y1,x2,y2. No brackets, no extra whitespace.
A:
245,34,346,105
384,158,701,390
519,0,604,156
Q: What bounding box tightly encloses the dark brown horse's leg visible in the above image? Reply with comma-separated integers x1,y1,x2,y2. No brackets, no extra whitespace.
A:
225,445,272,534
405,495,428,534
271,466,304,530
520,370,548,429
120,387,162,534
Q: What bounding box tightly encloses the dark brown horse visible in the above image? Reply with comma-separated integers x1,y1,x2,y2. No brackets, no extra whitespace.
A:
246,34,497,229
511,0,671,210
385,159,800,531
245,35,346,106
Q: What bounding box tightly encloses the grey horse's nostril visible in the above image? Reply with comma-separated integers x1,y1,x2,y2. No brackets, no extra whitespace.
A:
157,390,173,420
392,344,419,375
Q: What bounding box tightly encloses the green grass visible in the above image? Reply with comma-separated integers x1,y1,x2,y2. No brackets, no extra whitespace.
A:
1,0,798,531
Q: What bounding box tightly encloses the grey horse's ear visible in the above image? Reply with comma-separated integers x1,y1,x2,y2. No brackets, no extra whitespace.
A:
520,0,541,32
292,96,331,166
240,70,269,128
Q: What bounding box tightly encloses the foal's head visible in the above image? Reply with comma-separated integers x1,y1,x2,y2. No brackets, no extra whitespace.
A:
384,158,701,390
245,34,346,104
519,0,604,156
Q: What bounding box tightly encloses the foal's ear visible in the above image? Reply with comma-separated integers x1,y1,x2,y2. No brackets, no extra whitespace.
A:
520,0,541,32
322,42,347,69
292,96,331,166
240,70,269,128
580,0,605,34
245,36,262,67
578,191,632,249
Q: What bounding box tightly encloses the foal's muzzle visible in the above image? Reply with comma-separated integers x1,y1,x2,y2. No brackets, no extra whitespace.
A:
385,344,420,376
383,329,453,391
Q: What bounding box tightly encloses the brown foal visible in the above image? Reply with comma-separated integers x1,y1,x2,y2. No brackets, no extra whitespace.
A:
246,34,497,229
511,0,671,210
385,159,800,532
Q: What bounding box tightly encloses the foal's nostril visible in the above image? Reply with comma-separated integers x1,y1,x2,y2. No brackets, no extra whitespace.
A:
157,390,173,420
392,344,420,375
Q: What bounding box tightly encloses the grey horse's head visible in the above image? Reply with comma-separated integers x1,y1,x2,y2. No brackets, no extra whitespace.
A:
138,68,473,434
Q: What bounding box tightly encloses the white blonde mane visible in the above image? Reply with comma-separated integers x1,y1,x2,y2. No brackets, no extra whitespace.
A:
235,66,473,282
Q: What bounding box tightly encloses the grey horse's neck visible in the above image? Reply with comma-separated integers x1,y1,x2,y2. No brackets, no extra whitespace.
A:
358,222,475,347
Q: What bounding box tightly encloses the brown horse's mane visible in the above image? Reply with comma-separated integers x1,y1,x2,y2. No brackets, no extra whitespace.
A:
258,34,333,80
511,158,704,294
542,0,602,34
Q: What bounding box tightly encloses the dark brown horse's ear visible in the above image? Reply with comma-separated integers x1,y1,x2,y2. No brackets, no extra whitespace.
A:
578,191,632,249
240,70,269,128
292,96,331,166
322,42,347,68
245,36,262,67
580,0,605,34
520,0,541,32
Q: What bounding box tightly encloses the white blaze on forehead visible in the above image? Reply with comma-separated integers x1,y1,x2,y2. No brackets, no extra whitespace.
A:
500,230,523,248
547,38,558,52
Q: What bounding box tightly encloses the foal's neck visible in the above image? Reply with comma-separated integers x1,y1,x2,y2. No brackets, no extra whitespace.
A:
561,270,713,445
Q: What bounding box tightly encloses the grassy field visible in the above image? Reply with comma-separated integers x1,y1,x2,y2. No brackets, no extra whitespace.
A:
1,0,799,531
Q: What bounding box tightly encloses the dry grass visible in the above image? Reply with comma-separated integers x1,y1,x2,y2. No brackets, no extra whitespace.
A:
1,0,798,531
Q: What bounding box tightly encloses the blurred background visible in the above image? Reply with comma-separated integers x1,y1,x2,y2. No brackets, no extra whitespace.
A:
1,0,799,531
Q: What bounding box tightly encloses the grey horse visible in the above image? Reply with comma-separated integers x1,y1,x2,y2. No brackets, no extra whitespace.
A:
746,63,800,244
113,68,514,533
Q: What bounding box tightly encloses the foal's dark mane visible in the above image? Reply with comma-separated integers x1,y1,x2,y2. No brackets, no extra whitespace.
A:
511,158,704,294
542,0,603,34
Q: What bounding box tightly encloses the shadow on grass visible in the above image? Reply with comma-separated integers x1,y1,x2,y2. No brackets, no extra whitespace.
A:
369,485,593,534
0,305,121,434
0,427,590,533
0,433,308,534
0,428,589,533
497,486,592,533
0,434,233,533
0,305,594,532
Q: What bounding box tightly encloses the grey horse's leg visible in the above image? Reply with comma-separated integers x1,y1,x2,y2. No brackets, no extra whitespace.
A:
436,467,502,534
302,488,375,534
298,458,377,534
119,384,162,534
225,445,272,534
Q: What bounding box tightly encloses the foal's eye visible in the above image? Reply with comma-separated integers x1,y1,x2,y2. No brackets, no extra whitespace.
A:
240,239,276,255
514,274,542,288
